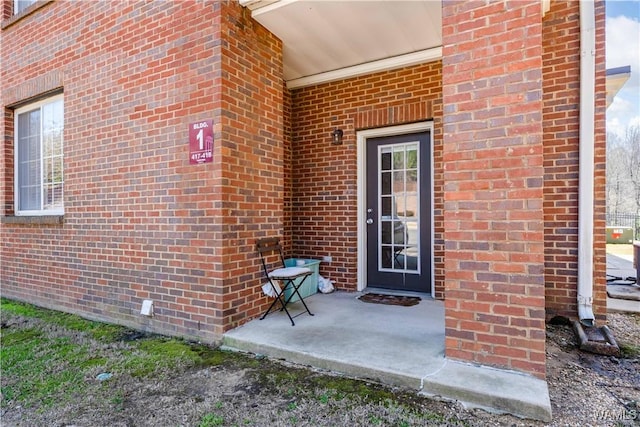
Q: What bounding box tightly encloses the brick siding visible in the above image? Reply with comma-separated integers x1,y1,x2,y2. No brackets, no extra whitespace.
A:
1,0,607,380
0,0,282,340
592,0,608,322
216,1,285,331
442,0,547,378
542,0,607,321
290,62,444,298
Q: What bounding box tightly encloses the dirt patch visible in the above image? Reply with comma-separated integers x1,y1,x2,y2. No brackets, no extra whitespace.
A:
545,315,640,427
1,312,639,426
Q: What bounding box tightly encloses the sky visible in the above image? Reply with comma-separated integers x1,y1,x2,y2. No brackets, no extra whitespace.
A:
606,0,640,138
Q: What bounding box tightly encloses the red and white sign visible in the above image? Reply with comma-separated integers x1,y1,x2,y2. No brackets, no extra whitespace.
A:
189,120,213,164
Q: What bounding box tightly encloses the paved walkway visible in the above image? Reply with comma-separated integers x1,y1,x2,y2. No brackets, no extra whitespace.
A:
606,251,639,314
223,291,551,421
221,249,638,422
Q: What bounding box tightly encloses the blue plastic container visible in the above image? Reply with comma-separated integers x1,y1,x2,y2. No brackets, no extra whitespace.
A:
283,259,321,302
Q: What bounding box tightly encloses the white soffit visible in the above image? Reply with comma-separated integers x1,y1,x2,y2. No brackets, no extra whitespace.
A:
606,66,631,108
242,0,443,88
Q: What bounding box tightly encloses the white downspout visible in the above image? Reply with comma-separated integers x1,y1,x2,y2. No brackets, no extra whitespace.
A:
577,0,596,327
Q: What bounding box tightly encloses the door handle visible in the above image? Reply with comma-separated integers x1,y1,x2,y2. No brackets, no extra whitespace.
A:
366,218,374,225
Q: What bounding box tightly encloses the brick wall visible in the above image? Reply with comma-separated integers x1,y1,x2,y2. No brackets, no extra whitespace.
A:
290,62,444,297
0,4,6,217
1,0,283,339
593,0,608,323
0,98,12,216
284,84,293,256
1,0,608,366
542,0,607,321
442,1,546,378
216,2,285,331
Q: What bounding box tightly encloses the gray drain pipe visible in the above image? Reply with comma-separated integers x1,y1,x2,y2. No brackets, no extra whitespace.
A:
577,0,596,327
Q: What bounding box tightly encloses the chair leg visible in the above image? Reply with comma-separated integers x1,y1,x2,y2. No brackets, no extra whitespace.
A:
260,275,314,326
260,280,296,326
260,293,283,320
282,276,314,317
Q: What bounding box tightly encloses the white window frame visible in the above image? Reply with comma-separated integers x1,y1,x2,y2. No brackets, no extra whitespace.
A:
14,94,64,216
14,0,37,15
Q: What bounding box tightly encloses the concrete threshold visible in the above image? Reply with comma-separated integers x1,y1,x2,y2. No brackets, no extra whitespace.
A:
606,252,640,314
222,291,551,422
608,297,640,313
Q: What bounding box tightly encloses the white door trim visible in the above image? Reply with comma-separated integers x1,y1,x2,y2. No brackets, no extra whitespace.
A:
356,122,434,294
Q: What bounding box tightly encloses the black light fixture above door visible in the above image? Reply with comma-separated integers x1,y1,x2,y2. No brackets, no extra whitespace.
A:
331,128,343,145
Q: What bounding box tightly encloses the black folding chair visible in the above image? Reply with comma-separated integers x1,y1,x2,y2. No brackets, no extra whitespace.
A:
256,237,314,326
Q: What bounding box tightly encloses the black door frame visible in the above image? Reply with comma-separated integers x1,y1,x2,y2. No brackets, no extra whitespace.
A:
356,122,434,294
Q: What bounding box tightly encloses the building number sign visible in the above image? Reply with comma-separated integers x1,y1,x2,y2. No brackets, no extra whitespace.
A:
189,120,213,164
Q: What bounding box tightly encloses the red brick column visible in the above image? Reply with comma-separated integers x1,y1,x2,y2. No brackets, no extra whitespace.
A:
592,0,607,323
218,2,285,331
442,1,546,378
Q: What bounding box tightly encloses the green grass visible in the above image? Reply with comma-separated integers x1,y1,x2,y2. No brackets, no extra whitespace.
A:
1,298,459,425
1,298,123,341
198,413,225,427
619,342,640,358
0,298,217,409
251,363,456,425
255,366,398,405
120,337,204,377
0,328,89,407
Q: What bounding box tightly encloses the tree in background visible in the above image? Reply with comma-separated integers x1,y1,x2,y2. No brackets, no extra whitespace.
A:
607,124,640,214
624,125,640,217
607,133,629,216
606,124,640,239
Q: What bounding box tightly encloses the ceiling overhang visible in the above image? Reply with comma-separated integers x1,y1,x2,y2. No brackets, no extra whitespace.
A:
240,0,443,89
606,66,631,108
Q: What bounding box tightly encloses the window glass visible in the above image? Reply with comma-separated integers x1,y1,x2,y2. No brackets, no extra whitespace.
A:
14,0,37,15
15,95,64,215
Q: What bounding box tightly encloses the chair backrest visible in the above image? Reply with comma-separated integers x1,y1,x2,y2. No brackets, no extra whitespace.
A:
256,237,286,273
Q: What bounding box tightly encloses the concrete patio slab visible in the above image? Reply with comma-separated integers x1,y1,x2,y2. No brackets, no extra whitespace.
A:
608,297,640,313
606,253,640,313
607,252,636,280
607,284,640,301
222,290,551,421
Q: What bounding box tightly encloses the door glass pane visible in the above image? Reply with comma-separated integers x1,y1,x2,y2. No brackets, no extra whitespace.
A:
381,196,392,217
393,149,404,169
394,247,405,269
393,171,404,196
395,194,407,216
404,245,419,271
381,150,392,171
407,147,417,169
407,170,417,188
381,221,392,244
378,142,420,274
405,194,417,219
393,220,405,244
381,171,391,195
381,246,393,269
